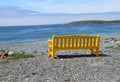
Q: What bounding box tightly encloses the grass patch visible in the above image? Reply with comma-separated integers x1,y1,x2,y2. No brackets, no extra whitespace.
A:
8,53,35,60
117,43,120,47
105,45,114,49
105,43,120,49
0,60,9,64
0,53,35,64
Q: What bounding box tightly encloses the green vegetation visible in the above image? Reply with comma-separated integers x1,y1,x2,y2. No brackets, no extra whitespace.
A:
69,20,120,24
8,53,35,60
105,45,114,49
117,43,120,47
0,60,9,64
0,53,35,64
0,49,6,52
105,43,120,49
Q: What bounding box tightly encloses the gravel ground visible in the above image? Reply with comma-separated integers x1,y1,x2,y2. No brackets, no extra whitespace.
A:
0,34,120,82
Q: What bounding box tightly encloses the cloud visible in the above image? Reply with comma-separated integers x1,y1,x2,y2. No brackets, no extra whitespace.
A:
25,0,120,13
1,0,120,15
0,13,120,26
0,6,39,18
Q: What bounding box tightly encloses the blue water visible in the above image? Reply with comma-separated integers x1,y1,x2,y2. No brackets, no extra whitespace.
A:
0,24,120,44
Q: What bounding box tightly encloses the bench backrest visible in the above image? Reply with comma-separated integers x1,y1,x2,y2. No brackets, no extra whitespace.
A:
52,35,100,50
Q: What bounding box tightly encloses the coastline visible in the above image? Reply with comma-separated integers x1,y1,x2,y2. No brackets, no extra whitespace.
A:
69,20,120,24
0,34,120,54
0,34,120,82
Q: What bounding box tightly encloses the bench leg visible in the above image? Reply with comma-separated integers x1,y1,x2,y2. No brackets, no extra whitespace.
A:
48,47,52,57
51,50,55,59
48,46,55,59
48,47,51,57
96,48,99,56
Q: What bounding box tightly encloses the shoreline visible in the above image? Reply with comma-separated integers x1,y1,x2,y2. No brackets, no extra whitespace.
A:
0,39,47,45
0,34,120,54
0,33,120,45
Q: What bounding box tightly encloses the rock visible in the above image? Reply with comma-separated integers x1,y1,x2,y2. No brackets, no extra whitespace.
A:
8,51,14,56
1,53,5,59
4,53,8,57
0,52,2,55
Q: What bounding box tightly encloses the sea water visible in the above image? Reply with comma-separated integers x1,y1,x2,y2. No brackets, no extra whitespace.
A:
0,24,120,44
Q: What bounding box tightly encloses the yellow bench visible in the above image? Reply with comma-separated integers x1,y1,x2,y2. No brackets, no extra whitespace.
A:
48,35,100,59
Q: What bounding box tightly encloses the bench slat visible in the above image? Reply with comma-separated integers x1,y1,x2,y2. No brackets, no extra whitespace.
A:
64,38,66,48
72,38,74,47
76,38,78,47
68,38,70,48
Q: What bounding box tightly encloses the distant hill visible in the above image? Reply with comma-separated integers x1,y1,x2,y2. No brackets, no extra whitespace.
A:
69,20,120,24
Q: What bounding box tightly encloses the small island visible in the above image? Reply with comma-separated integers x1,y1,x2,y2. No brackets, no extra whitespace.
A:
69,20,120,24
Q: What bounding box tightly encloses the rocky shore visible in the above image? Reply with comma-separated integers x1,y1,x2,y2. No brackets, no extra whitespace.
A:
0,34,120,82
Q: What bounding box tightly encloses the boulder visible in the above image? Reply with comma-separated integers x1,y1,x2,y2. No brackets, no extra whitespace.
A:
8,51,14,56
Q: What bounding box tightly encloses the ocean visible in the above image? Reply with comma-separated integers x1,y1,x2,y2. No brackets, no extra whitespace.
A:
0,24,120,44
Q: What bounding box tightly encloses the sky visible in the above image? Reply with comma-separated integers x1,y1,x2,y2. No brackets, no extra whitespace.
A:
0,0,120,26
